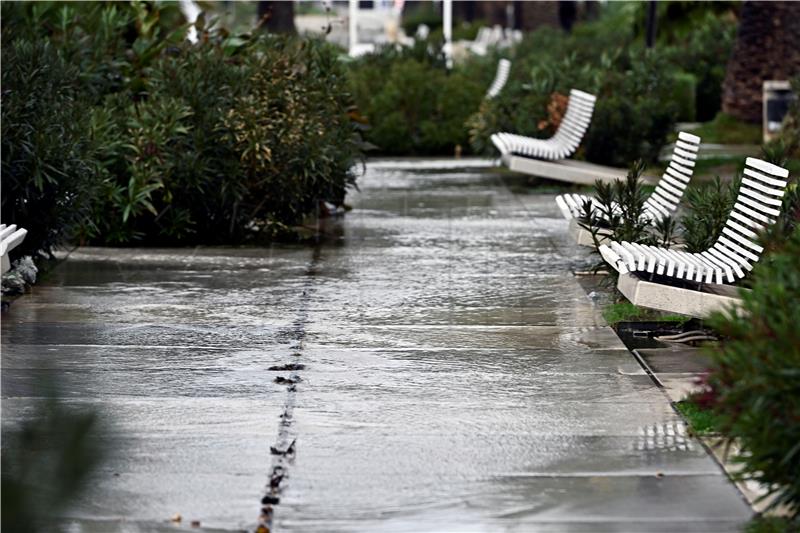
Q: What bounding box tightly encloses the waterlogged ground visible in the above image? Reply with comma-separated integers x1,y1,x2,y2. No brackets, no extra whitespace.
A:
2,160,751,532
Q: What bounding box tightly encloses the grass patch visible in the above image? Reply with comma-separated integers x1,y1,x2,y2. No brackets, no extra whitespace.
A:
602,302,689,326
675,400,720,435
689,112,762,145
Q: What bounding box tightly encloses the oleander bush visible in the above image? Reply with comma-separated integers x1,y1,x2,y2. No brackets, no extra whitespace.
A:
1,2,364,254
705,226,800,520
661,10,738,121
0,39,105,257
347,41,491,155
578,160,678,250
680,175,741,253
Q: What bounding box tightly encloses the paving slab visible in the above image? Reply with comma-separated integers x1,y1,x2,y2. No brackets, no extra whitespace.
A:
1,160,751,531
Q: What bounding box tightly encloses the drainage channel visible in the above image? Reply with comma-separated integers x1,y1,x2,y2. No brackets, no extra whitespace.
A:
256,245,322,533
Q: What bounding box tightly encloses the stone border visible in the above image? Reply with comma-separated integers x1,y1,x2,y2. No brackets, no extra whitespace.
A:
506,155,657,185
617,272,745,318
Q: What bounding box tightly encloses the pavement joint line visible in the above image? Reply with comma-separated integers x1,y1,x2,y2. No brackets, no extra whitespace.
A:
494,471,724,478
258,246,321,533
630,349,665,388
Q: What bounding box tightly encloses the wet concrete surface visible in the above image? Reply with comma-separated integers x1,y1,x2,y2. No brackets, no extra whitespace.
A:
1,163,751,531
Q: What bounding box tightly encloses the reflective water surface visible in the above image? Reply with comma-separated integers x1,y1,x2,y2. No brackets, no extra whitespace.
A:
2,162,750,532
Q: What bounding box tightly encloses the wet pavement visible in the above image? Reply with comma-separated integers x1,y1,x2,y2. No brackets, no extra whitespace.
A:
1,161,751,532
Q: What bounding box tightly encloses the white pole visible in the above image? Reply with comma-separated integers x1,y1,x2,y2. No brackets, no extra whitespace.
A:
443,0,452,68
349,0,358,55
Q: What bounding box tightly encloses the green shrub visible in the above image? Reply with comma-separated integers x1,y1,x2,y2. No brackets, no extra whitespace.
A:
90,36,363,245
401,3,442,36
690,112,763,145
706,227,800,519
662,10,737,121
2,3,365,251
348,44,488,155
0,39,104,257
578,160,676,249
671,72,697,123
681,175,740,253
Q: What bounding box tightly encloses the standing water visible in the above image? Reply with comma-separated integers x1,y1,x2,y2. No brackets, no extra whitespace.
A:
1,161,750,531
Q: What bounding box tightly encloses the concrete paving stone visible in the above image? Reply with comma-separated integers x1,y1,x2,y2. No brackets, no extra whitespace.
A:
638,346,713,374
1,161,751,531
277,475,748,532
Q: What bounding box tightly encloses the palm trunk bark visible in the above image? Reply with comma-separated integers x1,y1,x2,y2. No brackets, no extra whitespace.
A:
721,1,800,123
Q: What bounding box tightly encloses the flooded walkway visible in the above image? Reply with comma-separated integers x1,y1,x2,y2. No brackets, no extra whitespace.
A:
2,161,750,531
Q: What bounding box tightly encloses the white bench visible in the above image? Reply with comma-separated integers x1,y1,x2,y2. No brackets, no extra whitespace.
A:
1,224,28,274
485,59,511,100
555,131,702,246
491,88,597,161
598,157,791,316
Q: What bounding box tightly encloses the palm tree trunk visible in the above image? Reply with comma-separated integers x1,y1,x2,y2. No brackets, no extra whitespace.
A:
721,1,800,123
257,1,297,34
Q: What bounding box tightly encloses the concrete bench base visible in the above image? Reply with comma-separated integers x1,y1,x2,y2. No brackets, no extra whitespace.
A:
507,156,652,185
617,272,746,318
568,219,611,247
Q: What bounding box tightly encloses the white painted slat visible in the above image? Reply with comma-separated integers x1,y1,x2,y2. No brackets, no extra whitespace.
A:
671,153,696,168
643,199,670,218
611,241,637,270
722,226,763,253
671,162,694,176
729,209,765,231
746,157,789,178
740,184,784,206
647,194,676,213
742,167,788,188
700,251,735,282
675,139,700,152
657,180,684,199
705,249,744,279
727,219,758,239
629,243,657,273
665,166,691,183
719,234,760,262
713,242,753,271
660,174,688,192
738,195,781,217
651,189,679,208
677,131,701,144
732,202,773,225
0,226,17,240
741,177,785,197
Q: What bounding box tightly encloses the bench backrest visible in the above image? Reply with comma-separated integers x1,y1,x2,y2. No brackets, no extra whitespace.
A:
486,59,511,99
644,131,701,220
551,89,596,157
712,157,791,269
